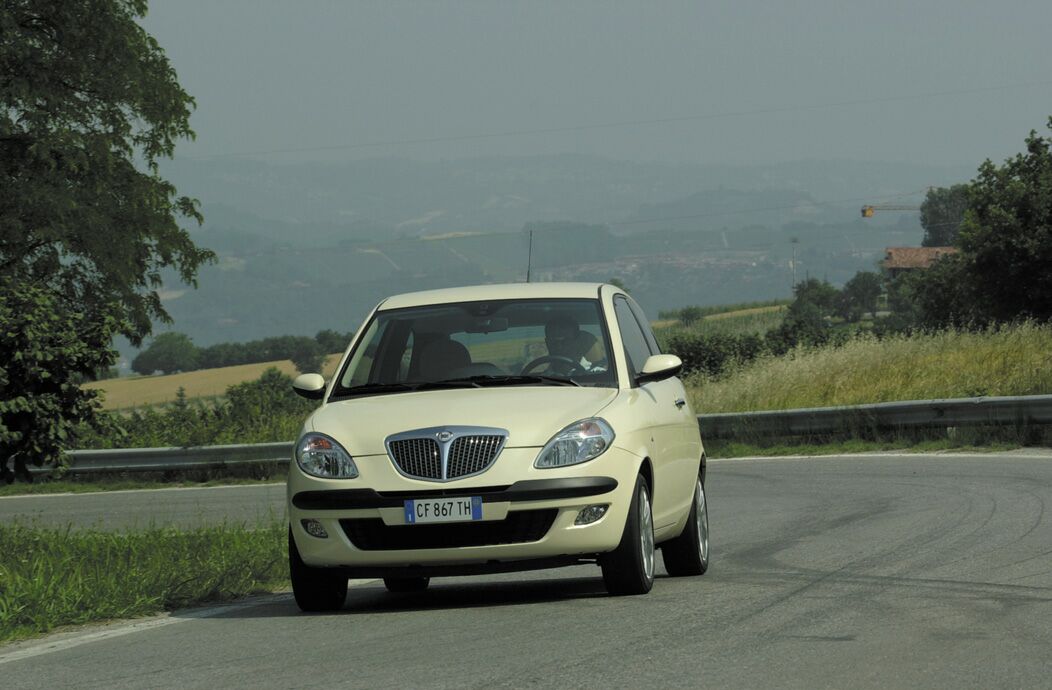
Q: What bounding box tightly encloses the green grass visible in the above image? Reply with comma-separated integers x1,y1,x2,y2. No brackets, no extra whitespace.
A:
0,522,288,643
0,475,285,498
689,322,1052,413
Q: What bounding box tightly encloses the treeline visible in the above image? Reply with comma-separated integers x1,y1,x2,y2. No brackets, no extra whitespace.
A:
130,329,352,377
661,272,883,376
82,368,315,448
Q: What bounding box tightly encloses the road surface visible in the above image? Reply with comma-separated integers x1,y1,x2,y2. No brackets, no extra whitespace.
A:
2,453,1051,689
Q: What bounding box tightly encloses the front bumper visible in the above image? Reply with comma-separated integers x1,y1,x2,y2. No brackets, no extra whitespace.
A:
288,445,642,570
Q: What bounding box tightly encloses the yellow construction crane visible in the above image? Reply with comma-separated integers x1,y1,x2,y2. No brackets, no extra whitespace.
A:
861,203,921,218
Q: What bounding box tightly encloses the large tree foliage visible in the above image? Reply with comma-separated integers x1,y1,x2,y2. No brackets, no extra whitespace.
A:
1,0,212,475
954,120,1052,323
131,332,199,375
0,0,214,341
920,184,969,247
837,271,882,322
0,280,119,481
909,117,1052,327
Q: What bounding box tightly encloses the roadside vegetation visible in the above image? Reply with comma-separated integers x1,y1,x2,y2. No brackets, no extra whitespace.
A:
0,522,287,643
688,322,1052,413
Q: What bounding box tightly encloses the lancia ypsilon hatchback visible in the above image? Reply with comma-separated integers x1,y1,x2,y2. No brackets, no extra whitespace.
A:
287,283,709,611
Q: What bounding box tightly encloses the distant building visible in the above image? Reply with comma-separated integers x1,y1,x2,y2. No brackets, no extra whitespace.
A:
882,247,958,280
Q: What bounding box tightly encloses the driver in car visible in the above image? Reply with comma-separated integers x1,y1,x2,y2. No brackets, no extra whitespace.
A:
544,316,606,372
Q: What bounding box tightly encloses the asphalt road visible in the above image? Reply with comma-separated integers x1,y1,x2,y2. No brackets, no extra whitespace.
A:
0,483,288,529
3,453,1052,689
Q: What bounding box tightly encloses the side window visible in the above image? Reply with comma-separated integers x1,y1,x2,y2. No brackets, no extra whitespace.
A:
626,298,660,355
614,297,653,376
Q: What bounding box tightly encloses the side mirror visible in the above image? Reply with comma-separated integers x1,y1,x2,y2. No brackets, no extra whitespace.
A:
636,354,683,385
292,373,327,400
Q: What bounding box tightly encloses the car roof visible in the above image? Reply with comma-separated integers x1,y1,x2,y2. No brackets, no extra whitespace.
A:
379,282,608,310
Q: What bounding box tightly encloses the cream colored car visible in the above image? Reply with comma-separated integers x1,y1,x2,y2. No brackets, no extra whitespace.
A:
287,282,709,611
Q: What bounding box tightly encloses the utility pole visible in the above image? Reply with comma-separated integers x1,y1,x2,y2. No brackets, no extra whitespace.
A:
790,237,799,289
526,229,534,283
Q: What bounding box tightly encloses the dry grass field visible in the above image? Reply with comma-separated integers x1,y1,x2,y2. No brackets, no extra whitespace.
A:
84,354,343,410
688,322,1052,413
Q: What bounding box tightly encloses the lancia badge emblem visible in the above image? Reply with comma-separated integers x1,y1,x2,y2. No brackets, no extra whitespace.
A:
437,430,453,442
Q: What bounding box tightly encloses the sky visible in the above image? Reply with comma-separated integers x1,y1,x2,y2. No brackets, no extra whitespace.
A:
142,0,1052,167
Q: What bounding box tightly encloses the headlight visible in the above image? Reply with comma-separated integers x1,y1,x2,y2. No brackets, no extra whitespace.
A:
535,418,615,469
296,433,358,478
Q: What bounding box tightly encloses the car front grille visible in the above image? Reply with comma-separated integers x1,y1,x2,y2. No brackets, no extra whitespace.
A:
387,438,442,479
340,509,558,550
385,426,508,482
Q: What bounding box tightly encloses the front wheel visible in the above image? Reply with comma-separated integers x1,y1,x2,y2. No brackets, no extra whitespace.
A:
289,528,348,612
661,477,710,576
601,474,655,595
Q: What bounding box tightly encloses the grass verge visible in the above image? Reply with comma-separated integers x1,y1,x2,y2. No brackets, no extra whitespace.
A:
689,322,1052,412
0,522,288,644
0,475,285,498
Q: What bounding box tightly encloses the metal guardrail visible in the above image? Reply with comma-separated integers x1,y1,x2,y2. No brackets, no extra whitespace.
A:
41,394,1052,474
697,394,1052,440
59,442,293,475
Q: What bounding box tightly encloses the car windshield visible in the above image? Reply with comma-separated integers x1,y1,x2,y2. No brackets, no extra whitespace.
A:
331,298,616,398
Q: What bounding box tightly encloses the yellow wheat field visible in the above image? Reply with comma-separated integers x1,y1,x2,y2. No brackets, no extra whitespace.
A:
84,354,343,410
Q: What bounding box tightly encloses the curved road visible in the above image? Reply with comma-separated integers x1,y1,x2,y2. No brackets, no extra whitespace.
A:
3,453,1052,689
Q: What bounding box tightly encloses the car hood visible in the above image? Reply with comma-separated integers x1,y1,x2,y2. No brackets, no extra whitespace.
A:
310,386,620,456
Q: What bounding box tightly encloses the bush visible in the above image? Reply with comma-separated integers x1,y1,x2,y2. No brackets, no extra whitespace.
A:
663,331,765,377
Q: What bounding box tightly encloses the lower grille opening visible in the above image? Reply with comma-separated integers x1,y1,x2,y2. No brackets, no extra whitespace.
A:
340,509,558,551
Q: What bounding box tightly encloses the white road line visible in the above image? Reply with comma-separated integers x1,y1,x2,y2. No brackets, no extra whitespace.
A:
0,581,377,665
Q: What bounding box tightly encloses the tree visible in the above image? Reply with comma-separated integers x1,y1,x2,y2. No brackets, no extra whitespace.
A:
678,306,703,326
920,184,970,247
953,119,1052,323
0,0,214,342
912,118,1052,326
608,278,629,293
287,338,326,374
315,329,352,354
837,271,883,321
131,332,199,375
1,1,211,473
765,300,830,355
792,278,839,316
0,280,120,481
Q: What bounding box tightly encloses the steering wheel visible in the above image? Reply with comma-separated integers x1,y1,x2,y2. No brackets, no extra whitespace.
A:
520,355,582,376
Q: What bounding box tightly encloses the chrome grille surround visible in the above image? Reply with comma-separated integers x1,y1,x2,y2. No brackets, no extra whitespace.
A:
385,426,509,482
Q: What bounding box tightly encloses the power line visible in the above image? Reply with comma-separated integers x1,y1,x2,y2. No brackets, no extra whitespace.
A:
184,80,1052,160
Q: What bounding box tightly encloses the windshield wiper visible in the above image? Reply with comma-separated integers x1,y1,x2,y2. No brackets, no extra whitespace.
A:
330,379,485,400
414,379,483,390
448,374,581,388
329,382,417,400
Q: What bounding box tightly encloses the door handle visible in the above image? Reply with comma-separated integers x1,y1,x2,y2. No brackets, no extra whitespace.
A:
674,398,686,408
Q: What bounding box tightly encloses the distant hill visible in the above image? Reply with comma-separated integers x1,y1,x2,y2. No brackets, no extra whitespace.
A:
118,154,969,366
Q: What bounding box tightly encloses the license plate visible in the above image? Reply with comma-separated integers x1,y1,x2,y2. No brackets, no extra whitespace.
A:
404,496,483,524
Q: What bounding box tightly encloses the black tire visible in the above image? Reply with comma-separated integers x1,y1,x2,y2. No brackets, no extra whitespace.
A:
661,475,710,577
383,576,430,593
289,528,348,612
601,474,655,595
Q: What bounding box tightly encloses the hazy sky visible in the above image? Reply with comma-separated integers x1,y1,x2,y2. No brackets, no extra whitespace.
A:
143,0,1052,167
